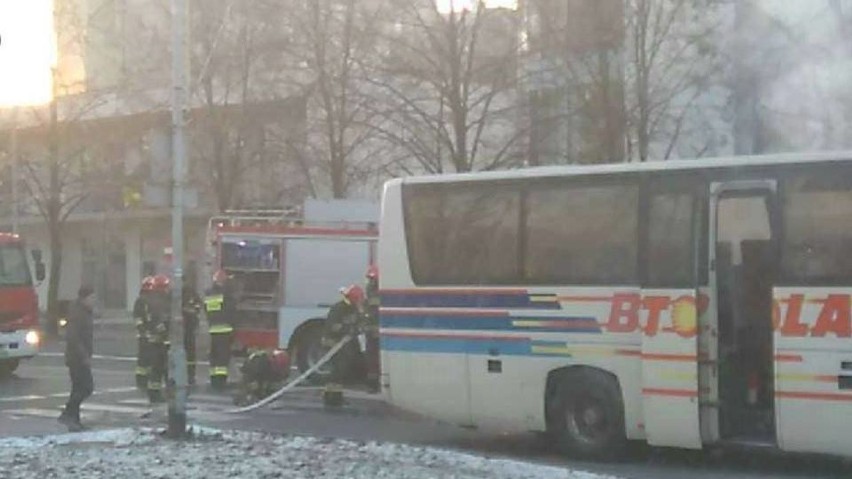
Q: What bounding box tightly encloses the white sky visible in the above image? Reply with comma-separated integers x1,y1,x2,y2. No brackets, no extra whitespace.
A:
0,0,55,106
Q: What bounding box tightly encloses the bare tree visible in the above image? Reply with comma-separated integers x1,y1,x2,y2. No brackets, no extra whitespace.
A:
372,0,527,174
275,0,387,198
624,0,725,161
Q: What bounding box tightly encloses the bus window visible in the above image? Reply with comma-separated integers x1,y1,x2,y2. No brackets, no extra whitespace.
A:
781,174,852,284
645,192,697,288
524,182,638,285
404,185,521,285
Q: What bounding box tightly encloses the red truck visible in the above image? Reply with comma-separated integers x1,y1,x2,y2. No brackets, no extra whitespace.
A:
0,233,45,378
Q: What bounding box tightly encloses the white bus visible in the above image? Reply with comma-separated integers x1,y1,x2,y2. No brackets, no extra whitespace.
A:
378,152,852,459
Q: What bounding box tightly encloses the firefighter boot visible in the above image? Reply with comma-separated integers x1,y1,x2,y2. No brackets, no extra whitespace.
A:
323,383,344,408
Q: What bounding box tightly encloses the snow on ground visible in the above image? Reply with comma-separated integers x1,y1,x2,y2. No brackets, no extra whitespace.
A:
0,428,621,479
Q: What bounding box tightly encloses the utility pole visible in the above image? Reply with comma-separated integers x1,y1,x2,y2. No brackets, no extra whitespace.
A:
167,0,189,438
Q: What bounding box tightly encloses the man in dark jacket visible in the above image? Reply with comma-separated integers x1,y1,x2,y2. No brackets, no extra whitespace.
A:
59,285,96,431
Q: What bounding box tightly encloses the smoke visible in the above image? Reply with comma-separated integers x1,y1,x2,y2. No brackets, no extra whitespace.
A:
752,0,852,151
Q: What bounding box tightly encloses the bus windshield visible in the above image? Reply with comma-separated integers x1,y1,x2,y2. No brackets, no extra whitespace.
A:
0,244,32,287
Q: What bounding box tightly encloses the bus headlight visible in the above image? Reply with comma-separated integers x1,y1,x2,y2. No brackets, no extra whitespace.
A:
25,330,40,346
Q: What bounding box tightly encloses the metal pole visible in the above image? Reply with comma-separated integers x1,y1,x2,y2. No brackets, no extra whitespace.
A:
10,106,19,235
167,0,189,438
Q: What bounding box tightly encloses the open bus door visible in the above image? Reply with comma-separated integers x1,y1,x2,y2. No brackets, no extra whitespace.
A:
709,180,778,445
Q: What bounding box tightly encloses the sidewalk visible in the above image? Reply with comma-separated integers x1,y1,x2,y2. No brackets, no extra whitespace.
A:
0,414,65,438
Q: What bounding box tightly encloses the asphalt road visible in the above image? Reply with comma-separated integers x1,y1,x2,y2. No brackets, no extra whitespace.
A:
1,323,850,479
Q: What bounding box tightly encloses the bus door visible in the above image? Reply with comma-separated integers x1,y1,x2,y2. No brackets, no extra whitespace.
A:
709,180,778,445
640,181,704,448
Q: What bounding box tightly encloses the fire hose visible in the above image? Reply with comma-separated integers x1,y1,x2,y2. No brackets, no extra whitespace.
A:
227,334,353,414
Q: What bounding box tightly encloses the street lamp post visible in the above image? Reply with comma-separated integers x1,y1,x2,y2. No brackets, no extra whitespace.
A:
167,0,189,438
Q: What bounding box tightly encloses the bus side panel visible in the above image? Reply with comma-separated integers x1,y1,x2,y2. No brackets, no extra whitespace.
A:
465,287,642,434
774,287,852,458
640,289,703,449
382,349,473,426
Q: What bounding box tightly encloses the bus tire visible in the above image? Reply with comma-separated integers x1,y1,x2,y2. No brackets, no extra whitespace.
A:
549,369,626,459
0,359,20,379
293,323,332,382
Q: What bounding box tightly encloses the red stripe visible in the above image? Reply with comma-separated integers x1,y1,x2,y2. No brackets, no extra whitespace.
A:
381,288,528,295
642,388,698,398
777,391,852,402
381,331,529,341
775,354,804,363
380,308,509,317
557,295,613,303
641,353,697,362
616,349,642,357
220,226,377,237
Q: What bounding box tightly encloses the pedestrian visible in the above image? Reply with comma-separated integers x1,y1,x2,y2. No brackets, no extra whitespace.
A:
58,285,96,432
182,279,203,386
205,270,236,389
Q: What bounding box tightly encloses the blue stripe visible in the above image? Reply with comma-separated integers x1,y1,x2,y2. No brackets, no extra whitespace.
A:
381,293,560,310
381,336,532,355
381,315,601,333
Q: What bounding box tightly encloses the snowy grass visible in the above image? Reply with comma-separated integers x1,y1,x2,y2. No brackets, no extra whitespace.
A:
0,427,622,479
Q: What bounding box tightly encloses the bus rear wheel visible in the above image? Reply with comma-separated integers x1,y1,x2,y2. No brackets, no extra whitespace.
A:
549,370,626,459
0,359,20,379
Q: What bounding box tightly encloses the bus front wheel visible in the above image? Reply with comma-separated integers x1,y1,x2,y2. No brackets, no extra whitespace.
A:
549,369,626,459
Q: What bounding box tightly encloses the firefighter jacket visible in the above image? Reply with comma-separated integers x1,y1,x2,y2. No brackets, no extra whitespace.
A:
132,294,150,339
145,292,171,345
365,280,380,333
323,300,362,343
182,286,203,330
205,283,234,334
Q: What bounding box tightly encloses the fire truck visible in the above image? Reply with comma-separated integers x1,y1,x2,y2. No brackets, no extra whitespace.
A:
206,199,378,376
0,233,45,378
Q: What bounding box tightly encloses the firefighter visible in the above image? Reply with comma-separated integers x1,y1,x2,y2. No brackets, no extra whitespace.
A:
133,277,154,389
236,349,290,405
146,275,171,403
364,265,381,393
205,270,235,390
182,280,203,386
322,284,365,407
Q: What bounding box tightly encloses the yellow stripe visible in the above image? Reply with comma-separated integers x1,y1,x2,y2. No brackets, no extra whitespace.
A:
658,371,698,381
532,345,620,358
209,325,233,334
529,295,558,303
512,320,544,328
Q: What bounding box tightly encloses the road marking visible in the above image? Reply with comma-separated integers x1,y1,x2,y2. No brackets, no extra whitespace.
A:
82,403,151,415
5,408,60,418
38,352,211,366
0,395,44,403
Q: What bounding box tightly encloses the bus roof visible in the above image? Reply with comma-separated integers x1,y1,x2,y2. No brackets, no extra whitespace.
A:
397,150,852,186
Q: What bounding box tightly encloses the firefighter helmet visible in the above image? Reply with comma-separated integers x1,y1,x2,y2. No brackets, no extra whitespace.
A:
365,264,379,280
151,274,171,292
341,284,365,305
141,276,155,292
212,269,228,285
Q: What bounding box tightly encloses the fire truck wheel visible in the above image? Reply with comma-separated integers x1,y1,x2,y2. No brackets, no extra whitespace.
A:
549,369,626,459
294,324,333,382
0,359,20,379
